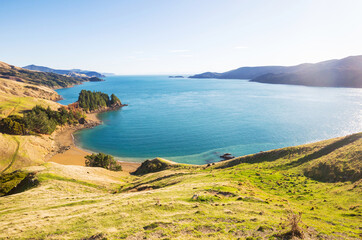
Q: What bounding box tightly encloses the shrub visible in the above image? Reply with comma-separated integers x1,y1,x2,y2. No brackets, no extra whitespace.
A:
277,210,306,239
85,153,122,171
0,116,26,135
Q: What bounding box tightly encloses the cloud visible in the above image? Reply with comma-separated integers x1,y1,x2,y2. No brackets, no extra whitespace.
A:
170,49,190,53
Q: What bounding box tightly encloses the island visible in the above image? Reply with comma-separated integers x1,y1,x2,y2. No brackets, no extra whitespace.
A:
168,75,184,78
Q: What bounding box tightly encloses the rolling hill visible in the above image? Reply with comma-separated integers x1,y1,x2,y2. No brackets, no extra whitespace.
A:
0,61,102,89
190,55,362,88
23,64,105,78
0,132,361,239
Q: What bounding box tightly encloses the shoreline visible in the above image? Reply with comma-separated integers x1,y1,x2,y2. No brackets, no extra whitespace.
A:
47,112,141,173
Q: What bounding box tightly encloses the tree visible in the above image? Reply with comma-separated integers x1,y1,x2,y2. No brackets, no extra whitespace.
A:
77,90,121,111
0,117,26,135
110,94,121,105
85,153,122,171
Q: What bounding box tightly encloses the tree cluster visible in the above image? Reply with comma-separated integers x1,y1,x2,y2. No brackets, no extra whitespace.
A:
0,105,84,135
78,90,121,111
85,152,122,171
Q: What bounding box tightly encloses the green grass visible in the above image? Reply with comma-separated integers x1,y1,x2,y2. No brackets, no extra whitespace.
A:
0,133,361,239
0,94,58,118
36,173,106,190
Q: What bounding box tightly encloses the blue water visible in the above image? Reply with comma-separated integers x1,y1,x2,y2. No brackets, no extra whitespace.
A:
56,76,362,164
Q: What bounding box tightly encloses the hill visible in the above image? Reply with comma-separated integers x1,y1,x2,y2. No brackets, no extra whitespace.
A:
0,132,361,239
190,55,362,88
0,78,61,118
23,64,106,78
0,61,103,89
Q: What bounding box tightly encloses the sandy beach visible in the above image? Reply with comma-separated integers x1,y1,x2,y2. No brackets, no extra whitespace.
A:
48,113,141,173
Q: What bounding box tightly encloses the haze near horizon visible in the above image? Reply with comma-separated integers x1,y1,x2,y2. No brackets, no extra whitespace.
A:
1,0,362,74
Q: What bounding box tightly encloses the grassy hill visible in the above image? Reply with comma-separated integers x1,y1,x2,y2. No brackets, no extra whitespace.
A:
0,132,360,239
0,78,60,118
0,61,102,89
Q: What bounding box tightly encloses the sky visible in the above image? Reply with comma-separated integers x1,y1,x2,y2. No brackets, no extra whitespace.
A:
1,0,362,75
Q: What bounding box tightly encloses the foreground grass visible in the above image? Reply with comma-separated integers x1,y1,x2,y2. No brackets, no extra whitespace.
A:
0,133,361,239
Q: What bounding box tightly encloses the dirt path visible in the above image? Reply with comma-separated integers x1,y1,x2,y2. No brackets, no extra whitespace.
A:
6,98,21,117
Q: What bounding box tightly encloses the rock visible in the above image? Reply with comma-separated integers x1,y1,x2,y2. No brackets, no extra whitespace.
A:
220,153,235,160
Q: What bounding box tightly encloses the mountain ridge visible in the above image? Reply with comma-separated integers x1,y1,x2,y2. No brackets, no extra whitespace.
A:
23,64,106,78
0,61,103,89
190,55,362,88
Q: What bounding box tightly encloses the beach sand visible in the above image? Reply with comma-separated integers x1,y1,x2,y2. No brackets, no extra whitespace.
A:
48,113,141,173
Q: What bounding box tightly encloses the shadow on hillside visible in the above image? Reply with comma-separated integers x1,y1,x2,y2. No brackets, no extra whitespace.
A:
282,133,361,169
215,133,361,170
215,148,299,169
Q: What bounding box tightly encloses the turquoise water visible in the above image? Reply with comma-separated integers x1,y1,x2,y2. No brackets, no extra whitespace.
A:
56,76,362,164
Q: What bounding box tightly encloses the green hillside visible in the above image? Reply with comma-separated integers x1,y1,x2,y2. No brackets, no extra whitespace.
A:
0,132,361,239
0,61,102,89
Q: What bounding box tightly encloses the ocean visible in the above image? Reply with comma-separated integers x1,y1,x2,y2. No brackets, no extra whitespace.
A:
56,76,362,164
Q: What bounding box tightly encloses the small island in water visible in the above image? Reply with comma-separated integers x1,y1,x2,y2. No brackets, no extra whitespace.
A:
168,75,184,78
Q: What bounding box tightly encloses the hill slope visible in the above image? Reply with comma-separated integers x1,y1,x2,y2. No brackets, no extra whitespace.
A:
0,61,102,89
23,64,105,78
190,55,362,88
0,132,361,239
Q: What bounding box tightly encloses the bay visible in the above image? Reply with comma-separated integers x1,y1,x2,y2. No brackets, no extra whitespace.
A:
56,76,362,164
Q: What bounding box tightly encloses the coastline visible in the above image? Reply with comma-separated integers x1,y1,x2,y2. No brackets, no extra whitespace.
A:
47,112,141,173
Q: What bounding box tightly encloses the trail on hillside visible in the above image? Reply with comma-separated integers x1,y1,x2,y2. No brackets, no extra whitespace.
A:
1,136,20,174
6,98,21,117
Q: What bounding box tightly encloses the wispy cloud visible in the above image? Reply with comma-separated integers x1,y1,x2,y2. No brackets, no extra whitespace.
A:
170,49,190,53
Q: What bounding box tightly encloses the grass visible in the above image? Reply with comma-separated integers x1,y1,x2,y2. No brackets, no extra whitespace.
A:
36,173,107,190
0,93,59,118
0,136,20,174
0,133,361,239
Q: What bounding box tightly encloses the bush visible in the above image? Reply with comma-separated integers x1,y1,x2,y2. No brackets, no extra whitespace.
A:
0,116,26,135
85,153,122,171
0,105,85,135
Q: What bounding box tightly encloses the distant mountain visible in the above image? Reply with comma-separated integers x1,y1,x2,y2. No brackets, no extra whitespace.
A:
0,61,102,89
190,55,362,88
23,64,106,78
190,66,294,79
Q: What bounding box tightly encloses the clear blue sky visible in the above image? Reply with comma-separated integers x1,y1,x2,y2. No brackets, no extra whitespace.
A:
1,0,362,74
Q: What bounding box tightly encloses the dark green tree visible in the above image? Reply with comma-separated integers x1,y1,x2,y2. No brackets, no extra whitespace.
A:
110,94,121,105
